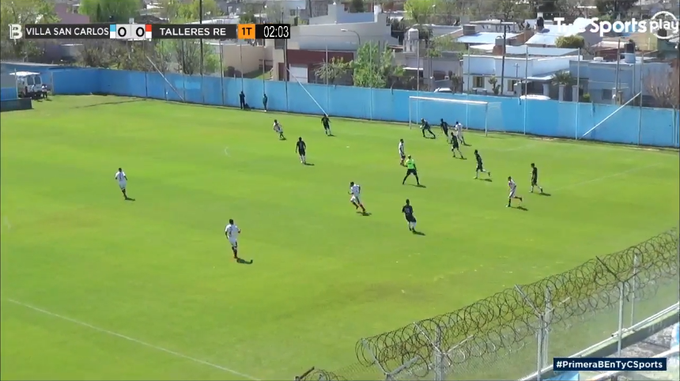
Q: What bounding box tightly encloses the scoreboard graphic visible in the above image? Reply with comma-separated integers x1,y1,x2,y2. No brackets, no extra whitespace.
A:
9,23,291,40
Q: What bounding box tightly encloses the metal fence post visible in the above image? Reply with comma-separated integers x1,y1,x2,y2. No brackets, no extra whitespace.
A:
515,285,545,381
434,324,444,381
536,316,545,381
617,281,625,356
630,253,640,326
542,286,553,369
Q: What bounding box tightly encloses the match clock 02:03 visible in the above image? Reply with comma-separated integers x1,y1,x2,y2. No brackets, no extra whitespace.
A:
257,24,291,39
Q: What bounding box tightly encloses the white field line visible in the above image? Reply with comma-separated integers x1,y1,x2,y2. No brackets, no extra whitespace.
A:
552,164,661,192
4,298,260,380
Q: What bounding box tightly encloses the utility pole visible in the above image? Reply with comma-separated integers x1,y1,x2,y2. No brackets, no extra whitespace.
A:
199,0,204,76
499,22,508,94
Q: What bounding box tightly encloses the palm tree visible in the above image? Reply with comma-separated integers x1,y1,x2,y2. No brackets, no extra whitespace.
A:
552,71,576,101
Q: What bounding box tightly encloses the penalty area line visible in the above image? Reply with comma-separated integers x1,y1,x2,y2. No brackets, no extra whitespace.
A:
3,298,260,380
552,164,661,192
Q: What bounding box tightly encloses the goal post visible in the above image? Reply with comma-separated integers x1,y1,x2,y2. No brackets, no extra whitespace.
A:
408,96,501,136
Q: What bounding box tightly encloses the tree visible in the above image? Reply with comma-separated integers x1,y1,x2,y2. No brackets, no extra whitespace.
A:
350,42,405,88
349,0,365,13
405,0,440,24
426,35,465,57
434,0,461,25
551,71,575,86
595,0,636,18
78,41,116,68
240,12,257,24
160,0,182,20
181,0,220,20
315,57,351,84
645,64,680,109
95,3,104,22
491,0,532,20
555,35,585,49
264,3,286,23
160,40,219,75
79,0,139,22
0,0,59,61
488,75,501,95
449,72,463,92
161,0,220,22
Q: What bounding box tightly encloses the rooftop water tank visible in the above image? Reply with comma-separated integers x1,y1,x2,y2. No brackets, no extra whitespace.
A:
624,40,635,53
406,27,419,41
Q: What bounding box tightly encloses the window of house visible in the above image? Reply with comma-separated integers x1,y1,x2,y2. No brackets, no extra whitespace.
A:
508,80,518,90
602,89,613,100
274,39,285,50
473,76,484,88
290,9,297,16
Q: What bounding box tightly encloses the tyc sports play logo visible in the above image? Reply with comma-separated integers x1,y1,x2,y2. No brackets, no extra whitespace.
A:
555,11,679,40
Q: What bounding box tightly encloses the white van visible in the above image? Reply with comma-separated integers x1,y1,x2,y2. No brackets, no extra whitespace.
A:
10,71,48,99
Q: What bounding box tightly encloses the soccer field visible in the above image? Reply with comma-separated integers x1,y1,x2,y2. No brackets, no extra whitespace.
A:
1,96,678,380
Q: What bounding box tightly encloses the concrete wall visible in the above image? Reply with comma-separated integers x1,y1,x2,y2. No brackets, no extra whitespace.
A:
8,64,679,148
214,43,268,74
290,15,397,51
464,55,577,77
310,3,375,25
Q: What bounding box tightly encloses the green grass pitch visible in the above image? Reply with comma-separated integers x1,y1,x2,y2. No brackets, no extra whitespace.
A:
1,96,678,380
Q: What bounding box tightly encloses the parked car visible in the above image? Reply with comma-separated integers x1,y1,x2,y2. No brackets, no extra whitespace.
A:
10,71,48,99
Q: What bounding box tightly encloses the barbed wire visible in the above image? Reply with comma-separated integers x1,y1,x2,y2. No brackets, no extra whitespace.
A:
348,228,678,377
298,368,347,381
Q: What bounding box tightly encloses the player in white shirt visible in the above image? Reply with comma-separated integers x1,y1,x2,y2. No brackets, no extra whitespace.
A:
454,121,468,145
114,167,130,200
273,119,285,140
225,219,241,259
349,181,367,214
507,176,523,208
398,139,406,166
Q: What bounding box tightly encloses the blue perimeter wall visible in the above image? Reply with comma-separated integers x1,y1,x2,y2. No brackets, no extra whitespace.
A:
3,64,678,148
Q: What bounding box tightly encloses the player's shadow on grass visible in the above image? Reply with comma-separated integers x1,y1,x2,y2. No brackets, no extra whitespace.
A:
480,178,492,182
237,258,253,265
538,192,551,197
327,134,336,137
411,184,426,188
304,163,315,166
125,198,136,201
515,206,528,211
412,230,426,236
360,211,372,216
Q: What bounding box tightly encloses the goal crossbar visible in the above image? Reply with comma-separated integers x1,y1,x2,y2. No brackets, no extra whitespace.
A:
408,96,493,136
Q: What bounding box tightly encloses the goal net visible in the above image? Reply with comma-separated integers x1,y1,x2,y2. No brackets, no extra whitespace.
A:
408,96,503,136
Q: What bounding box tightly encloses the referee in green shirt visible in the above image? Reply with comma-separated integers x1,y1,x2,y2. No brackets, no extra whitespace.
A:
402,155,421,186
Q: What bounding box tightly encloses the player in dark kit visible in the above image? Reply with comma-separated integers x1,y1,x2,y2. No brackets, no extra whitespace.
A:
440,119,449,137
474,150,491,179
530,163,544,193
295,137,307,164
420,119,436,138
321,114,332,136
402,199,418,232
450,131,464,159
402,155,421,185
